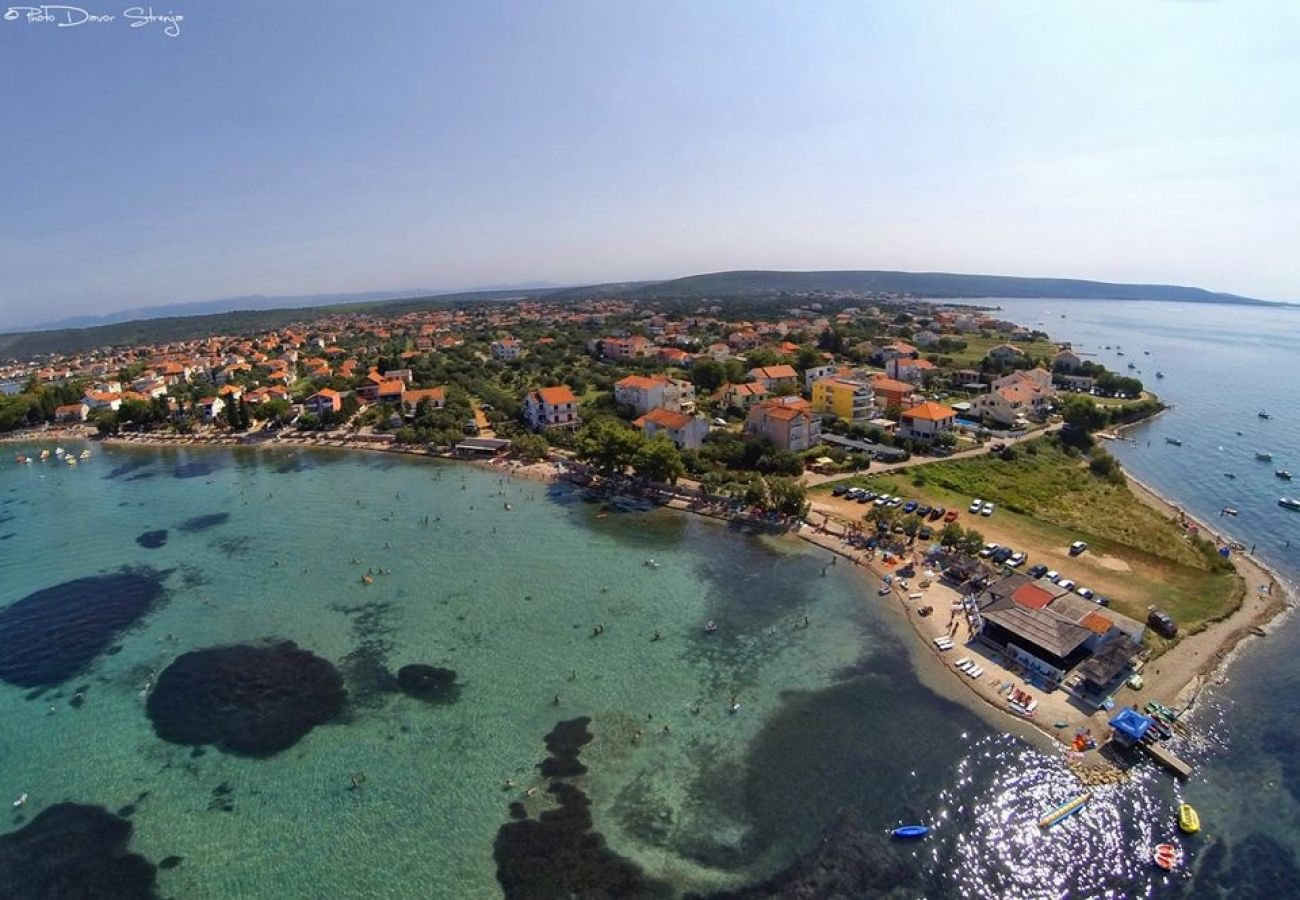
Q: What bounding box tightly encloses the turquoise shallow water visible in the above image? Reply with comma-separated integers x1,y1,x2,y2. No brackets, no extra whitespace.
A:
0,443,988,898
11,297,1300,900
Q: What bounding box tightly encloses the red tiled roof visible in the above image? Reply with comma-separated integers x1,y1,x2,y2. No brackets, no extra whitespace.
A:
1011,584,1055,610
535,386,577,405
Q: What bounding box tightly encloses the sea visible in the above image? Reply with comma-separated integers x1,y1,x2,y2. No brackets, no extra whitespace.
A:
0,298,1297,898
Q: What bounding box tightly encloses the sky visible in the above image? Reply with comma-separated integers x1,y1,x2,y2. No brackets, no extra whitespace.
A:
1,0,1297,328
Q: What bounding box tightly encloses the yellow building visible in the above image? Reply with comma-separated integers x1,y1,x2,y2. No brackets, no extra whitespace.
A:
810,377,875,421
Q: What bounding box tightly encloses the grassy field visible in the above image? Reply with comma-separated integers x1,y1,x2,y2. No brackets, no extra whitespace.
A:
811,436,1243,641
935,334,1061,367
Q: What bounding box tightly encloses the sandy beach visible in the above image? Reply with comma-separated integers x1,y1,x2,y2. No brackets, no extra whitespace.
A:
6,422,1293,757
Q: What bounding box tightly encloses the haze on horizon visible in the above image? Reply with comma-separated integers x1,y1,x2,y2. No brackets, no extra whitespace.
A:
1,0,1296,330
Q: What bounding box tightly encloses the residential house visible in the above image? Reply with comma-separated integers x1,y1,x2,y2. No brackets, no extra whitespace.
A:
599,335,654,361
986,343,1027,364
1052,348,1084,372
879,341,918,361
633,408,710,450
304,389,342,416
993,367,1054,394
196,396,226,421
523,386,581,432
868,375,915,410
810,377,876,422
803,363,840,391
745,396,821,453
656,347,694,368
55,402,89,422
83,390,122,412
746,364,799,391
491,338,523,361
717,382,770,413
970,382,1051,426
401,388,446,418
896,401,956,443
886,357,936,384
913,330,941,348
614,375,695,416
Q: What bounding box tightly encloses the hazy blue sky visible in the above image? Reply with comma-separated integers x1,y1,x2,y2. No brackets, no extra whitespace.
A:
1,0,1296,327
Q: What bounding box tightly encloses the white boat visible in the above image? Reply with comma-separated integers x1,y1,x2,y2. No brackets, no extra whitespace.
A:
954,657,971,669
1279,497,1300,511
1257,452,1274,461
79,449,91,459
39,449,49,460
966,665,984,678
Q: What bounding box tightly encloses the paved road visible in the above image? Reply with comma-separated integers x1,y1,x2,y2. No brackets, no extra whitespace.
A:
804,422,1062,487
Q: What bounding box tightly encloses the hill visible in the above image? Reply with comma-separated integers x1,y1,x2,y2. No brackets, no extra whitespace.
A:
567,269,1276,305
0,288,547,359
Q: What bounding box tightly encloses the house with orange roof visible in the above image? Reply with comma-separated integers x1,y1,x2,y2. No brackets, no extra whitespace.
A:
744,396,821,453
717,381,770,413
614,374,695,416
885,356,936,384
304,389,342,416
491,338,523,361
523,385,581,432
896,401,956,443
401,388,446,418
83,390,122,412
746,364,799,391
196,396,226,420
656,347,693,367
633,407,710,450
868,375,915,409
597,335,654,362
55,402,89,422
880,340,918,361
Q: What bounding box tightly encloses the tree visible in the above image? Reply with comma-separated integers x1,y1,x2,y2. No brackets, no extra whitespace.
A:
573,417,644,474
632,436,686,484
511,433,550,463
1059,394,1107,433
959,528,985,556
767,477,809,517
940,522,964,547
691,358,726,393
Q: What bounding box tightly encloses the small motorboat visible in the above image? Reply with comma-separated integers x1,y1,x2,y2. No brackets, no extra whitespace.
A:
1257,452,1274,461
1279,497,1300,511
1165,438,1183,446
1155,371,1165,379
878,586,892,596
1277,470,1293,480
79,449,91,459
39,449,49,459
12,793,27,808
1221,507,1239,517
1038,792,1092,829
644,559,661,568
1152,842,1183,871
891,825,930,840
1178,803,1200,834
1224,473,1236,479
728,702,742,714
1259,411,1272,419
704,620,718,634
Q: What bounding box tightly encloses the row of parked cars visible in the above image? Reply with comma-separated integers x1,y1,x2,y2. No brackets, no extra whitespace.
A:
833,485,962,523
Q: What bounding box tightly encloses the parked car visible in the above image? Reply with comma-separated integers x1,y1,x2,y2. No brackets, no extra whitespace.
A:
832,485,850,497
918,525,933,540
859,490,877,502
712,418,728,427
969,498,983,513
1057,578,1077,591
944,510,959,522
1148,608,1178,638
916,505,931,517
1069,540,1089,556
1045,570,1061,582
875,495,889,506
1008,552,1027,567
979,543,1000,558
903,500,918,514
991,547,1014,564
1076,586,1095,600
876,520,891,533
888,496,903,508
892,523,906,534
1094,595,1111,607
929,507,946,521
1027,564,1049,579
980,502,995,516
